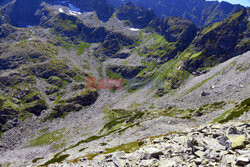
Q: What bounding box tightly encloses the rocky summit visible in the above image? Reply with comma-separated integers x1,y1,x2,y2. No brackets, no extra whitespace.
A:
0,0,249,167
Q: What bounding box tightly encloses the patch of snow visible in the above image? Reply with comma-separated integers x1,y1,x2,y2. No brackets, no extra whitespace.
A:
130,28,140,31
59,8,64,13
68,3,80,12
69,10,77,16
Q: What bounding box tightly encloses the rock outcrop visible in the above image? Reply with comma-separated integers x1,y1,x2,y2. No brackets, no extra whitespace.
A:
116,2,156,28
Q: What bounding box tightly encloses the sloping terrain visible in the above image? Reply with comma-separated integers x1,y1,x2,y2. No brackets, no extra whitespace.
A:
0,1,249,166
107,0,245,27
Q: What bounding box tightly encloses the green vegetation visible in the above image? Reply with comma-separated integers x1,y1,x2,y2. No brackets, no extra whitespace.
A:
106,68,123,80
79,147,87,152
236,62,250,72
190,51,203,60
40,127,49,134
54,18,78,33
212,98,250,123
142,34,175,58
28,129,66,147
52,141,66,150
159,101,226,119
74,140,145,161
221,61,237,75
77,43,91,56
228,9,244,23
202,22,220,34
43,154,70,166
32,157,44,163
97,65,103,78
138,30,143,39
15,39,57,57
122,60,129,66
109,13,116,20
101,109,144,133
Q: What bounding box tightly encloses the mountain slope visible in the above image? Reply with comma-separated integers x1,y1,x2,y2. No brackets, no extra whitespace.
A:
107,0,244,27
183,8,250,73
0,1,249,167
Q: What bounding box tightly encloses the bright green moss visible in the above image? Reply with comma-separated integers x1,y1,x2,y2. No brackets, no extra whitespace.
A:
110,13,115,20
77,43,91,56
202,22,220,34
102,109,144,133
190,51,203,60
76,140,145,161
28,129,66,147
106,68,123,80
212,98,250,123
138,30,143,39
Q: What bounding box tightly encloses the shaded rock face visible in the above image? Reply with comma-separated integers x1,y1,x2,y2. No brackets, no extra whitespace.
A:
107,65,144,79
43,13,108,43
107,0,244,27
9,0,43,27
70,0,114,22
149,16,198,51
184,9,250,72
116,2,156,28
97,32,135,58
50,90,98,119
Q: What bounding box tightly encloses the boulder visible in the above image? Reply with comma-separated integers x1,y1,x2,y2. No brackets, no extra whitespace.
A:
236,155,250,166
228,135,247,149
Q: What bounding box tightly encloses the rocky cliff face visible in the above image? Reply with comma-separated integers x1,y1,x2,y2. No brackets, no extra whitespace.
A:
70,0,114,22
116,2,156,28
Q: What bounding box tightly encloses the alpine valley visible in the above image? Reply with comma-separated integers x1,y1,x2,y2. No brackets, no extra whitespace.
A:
0,0,249,166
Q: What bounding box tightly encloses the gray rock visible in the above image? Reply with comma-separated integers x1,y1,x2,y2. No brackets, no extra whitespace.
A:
112,155,123,167
236,156,250,166
194,158,202,165
228,126,241,135
217,136,228,146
